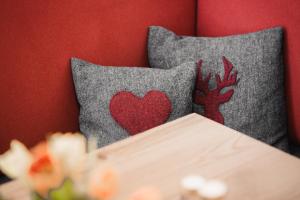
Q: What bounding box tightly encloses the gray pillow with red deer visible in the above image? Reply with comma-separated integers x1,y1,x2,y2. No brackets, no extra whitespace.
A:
71,57,197,147
148,26,288,151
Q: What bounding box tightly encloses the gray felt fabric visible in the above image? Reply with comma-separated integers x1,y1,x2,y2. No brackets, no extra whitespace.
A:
148,26,288,151
71,58,197,147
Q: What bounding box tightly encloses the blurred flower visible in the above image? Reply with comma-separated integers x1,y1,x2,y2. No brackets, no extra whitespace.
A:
0,140,32,179
48,133,86,180
0,133,162,200
88,165,119,200
28,142,64,197
128,187,162,200
87,135,98,153
0,133,87,198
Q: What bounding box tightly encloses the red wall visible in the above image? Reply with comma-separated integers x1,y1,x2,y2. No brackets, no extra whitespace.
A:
197,0,300,143
0,0,196,153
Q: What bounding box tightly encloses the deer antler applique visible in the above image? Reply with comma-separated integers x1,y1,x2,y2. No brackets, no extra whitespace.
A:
194,57,238,124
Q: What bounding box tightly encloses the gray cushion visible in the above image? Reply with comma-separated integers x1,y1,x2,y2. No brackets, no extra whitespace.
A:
148,26,288,151
71,58,197,147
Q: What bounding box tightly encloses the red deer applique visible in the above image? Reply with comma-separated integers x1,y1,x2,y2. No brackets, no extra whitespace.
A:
194,56,238,124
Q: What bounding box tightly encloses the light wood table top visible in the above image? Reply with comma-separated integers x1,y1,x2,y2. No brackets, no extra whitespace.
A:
1,113,300,200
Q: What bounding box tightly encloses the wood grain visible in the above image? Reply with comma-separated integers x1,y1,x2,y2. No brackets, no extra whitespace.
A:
1,113,300,200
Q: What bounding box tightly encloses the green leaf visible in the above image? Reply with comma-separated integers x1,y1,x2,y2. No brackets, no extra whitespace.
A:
49,178,76,200
31,178,88,200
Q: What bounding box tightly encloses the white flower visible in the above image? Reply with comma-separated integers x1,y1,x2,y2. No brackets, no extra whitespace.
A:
0,140,32,179
48,133,86,178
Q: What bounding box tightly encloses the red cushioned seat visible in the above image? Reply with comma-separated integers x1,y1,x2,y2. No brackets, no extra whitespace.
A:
0,0,196,153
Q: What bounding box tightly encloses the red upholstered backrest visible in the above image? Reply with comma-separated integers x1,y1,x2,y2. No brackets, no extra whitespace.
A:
197,0,300,144
0,0,196,153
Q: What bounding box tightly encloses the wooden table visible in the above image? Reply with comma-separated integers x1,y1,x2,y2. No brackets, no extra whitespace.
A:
1,113,300,199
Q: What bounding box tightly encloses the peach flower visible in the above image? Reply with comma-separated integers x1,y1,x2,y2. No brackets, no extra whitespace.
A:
27,142,64,197
88,166,119,200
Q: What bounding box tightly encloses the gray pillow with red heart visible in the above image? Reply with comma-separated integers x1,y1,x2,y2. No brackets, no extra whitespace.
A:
71,58,197,147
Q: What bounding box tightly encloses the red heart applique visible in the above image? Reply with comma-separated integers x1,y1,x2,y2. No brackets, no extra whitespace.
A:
109,90,172,135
